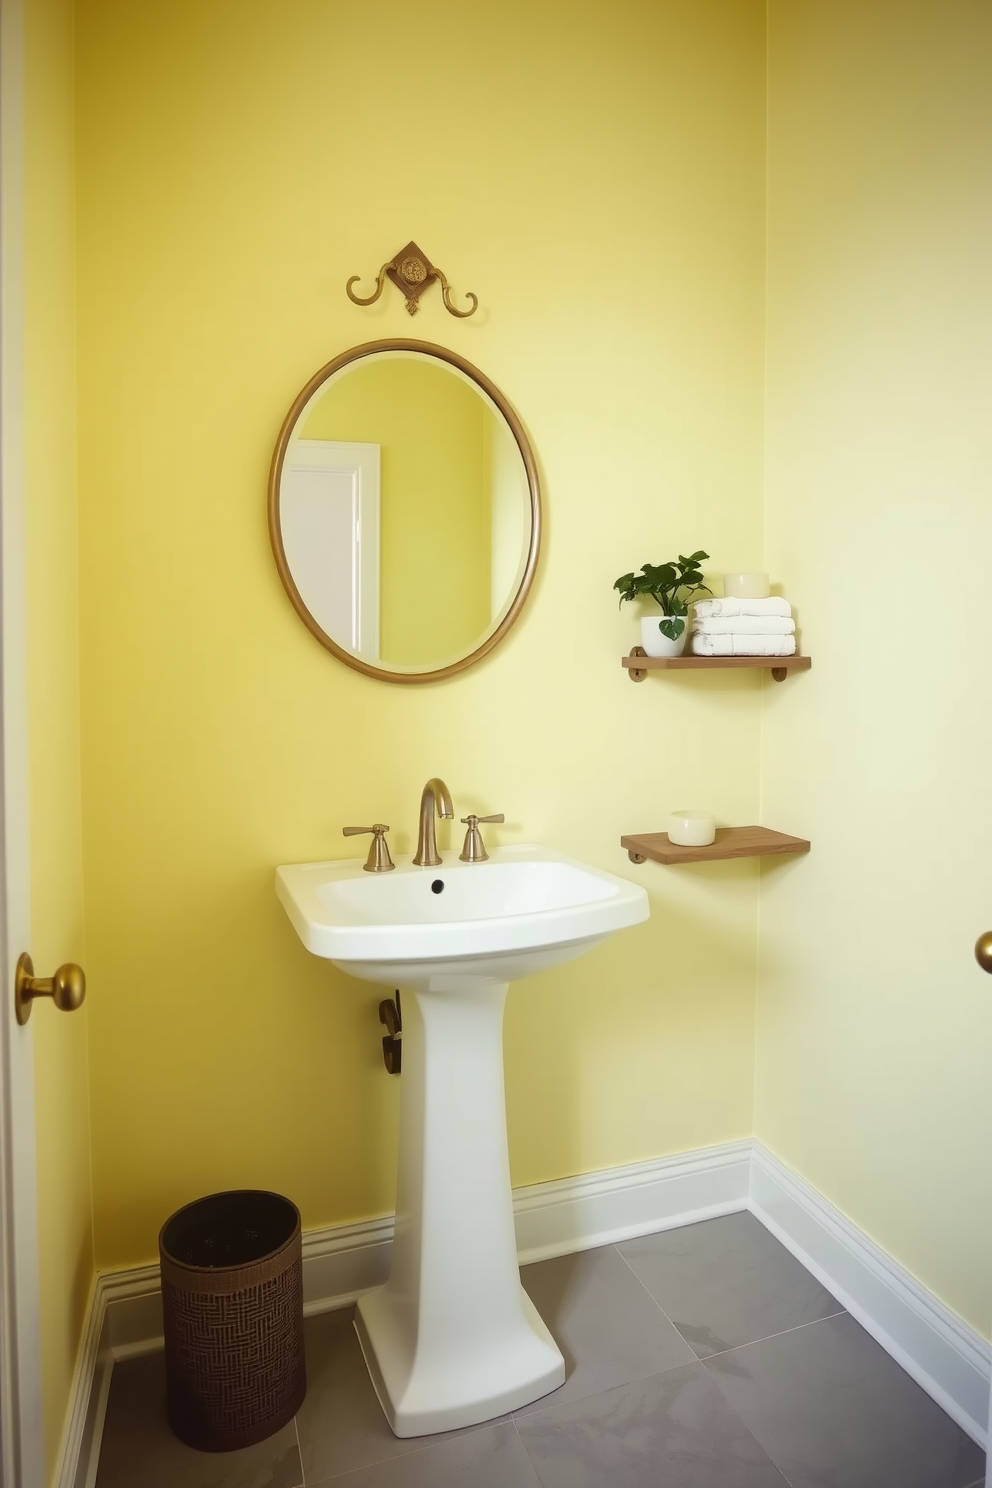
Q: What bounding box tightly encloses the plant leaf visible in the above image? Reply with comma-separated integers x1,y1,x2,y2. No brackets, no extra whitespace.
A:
614,550,710,614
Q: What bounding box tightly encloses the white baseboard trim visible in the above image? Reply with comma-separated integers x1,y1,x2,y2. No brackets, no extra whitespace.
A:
750,1142,991,1449
59,1138,991,1486
301,1213,394,1317
52,1274,101,1488
55,1262,162,1488
513,1141,752,1264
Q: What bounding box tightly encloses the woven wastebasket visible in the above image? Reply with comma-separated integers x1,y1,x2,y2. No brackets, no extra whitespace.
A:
159,1190,306,1451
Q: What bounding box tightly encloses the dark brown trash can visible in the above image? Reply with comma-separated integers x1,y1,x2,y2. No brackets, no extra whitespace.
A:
159,1190,306,1452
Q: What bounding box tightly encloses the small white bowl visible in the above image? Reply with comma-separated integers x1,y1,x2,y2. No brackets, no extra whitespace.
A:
668,810,716,847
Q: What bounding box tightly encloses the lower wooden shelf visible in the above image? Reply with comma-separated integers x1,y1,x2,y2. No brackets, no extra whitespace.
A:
621,825,811,866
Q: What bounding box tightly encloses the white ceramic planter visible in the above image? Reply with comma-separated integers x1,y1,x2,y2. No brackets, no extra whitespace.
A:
640,614,688,658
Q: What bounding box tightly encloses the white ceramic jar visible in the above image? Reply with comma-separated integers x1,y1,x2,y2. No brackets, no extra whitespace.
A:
723,572,770,599
668,810,716,847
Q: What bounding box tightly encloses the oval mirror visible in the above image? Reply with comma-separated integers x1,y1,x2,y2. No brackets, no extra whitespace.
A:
268,340,541,683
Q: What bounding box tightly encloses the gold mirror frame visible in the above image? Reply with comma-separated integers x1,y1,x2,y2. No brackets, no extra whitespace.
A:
268,339,541,684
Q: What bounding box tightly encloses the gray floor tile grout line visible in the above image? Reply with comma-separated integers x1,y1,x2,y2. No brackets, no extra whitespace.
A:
293,1413,306,1486
304,1415,515,1482
609,1242,694,1343
509,1414,548,1488
706,1383,797,1488
697,1321,880,1488
511,1358,717,1423
753,1447,795,1488
508,1361,701,1426
698,1308,849,1363
300,1415,536,1488
609,1241,847,1366
514,1356,799,1488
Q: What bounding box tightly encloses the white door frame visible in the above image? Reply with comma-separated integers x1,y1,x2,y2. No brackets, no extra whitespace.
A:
0,0,46,1482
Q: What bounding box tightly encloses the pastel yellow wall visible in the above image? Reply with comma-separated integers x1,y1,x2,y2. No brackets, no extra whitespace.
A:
24,0,93,1477
301,358,491,662
74,0,767,1269
758,0,992,1333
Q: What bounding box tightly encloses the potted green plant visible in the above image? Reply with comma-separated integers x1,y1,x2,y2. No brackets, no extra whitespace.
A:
613,551,711,657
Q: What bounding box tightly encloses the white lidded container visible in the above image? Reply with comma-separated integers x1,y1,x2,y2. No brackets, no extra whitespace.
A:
722,572,770,599
668,810,716,847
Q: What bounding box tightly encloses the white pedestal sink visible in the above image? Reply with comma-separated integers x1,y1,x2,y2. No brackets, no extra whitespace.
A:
276,844,649,1436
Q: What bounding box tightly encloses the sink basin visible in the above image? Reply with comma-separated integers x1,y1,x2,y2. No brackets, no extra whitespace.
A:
275,842,649,1438
276,843,648,986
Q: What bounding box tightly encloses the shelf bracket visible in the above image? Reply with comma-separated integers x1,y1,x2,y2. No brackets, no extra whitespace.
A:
627,645,648,682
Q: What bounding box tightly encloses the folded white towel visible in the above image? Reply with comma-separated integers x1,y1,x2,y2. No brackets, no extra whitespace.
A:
691,633,797,657
694,597,792,619
692,615,795,636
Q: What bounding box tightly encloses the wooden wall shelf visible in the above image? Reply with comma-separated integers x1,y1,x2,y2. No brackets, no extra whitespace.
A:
622,649,811,683
621,825,811,866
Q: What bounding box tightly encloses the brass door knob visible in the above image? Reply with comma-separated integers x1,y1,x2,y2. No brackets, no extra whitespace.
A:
15,952,86,1025
976,932,992,975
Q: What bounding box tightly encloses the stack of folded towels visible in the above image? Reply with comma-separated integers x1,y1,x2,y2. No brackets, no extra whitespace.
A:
691,596,796,656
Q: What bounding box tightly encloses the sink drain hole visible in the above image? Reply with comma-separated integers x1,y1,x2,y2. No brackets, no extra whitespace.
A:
431,879,444,894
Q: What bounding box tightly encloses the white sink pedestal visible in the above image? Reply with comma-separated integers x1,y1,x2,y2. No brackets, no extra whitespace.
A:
275,844,650,1436
354,975,565,1437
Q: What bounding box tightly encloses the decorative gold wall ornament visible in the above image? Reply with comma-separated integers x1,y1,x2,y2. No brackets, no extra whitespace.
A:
346,241,478,318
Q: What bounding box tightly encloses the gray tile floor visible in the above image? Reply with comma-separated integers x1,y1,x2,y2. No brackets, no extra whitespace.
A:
94,1213,986,1488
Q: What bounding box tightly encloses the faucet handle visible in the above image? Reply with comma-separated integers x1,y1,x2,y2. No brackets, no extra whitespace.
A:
458,813,504,864
343,823,395,873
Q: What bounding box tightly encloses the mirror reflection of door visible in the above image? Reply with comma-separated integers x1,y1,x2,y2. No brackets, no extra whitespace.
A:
280,441,380,659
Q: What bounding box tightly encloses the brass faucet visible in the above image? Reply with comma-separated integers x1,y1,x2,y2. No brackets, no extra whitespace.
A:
412,778,453,866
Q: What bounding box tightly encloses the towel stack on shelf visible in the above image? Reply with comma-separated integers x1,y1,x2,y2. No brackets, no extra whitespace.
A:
691,597,796,657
